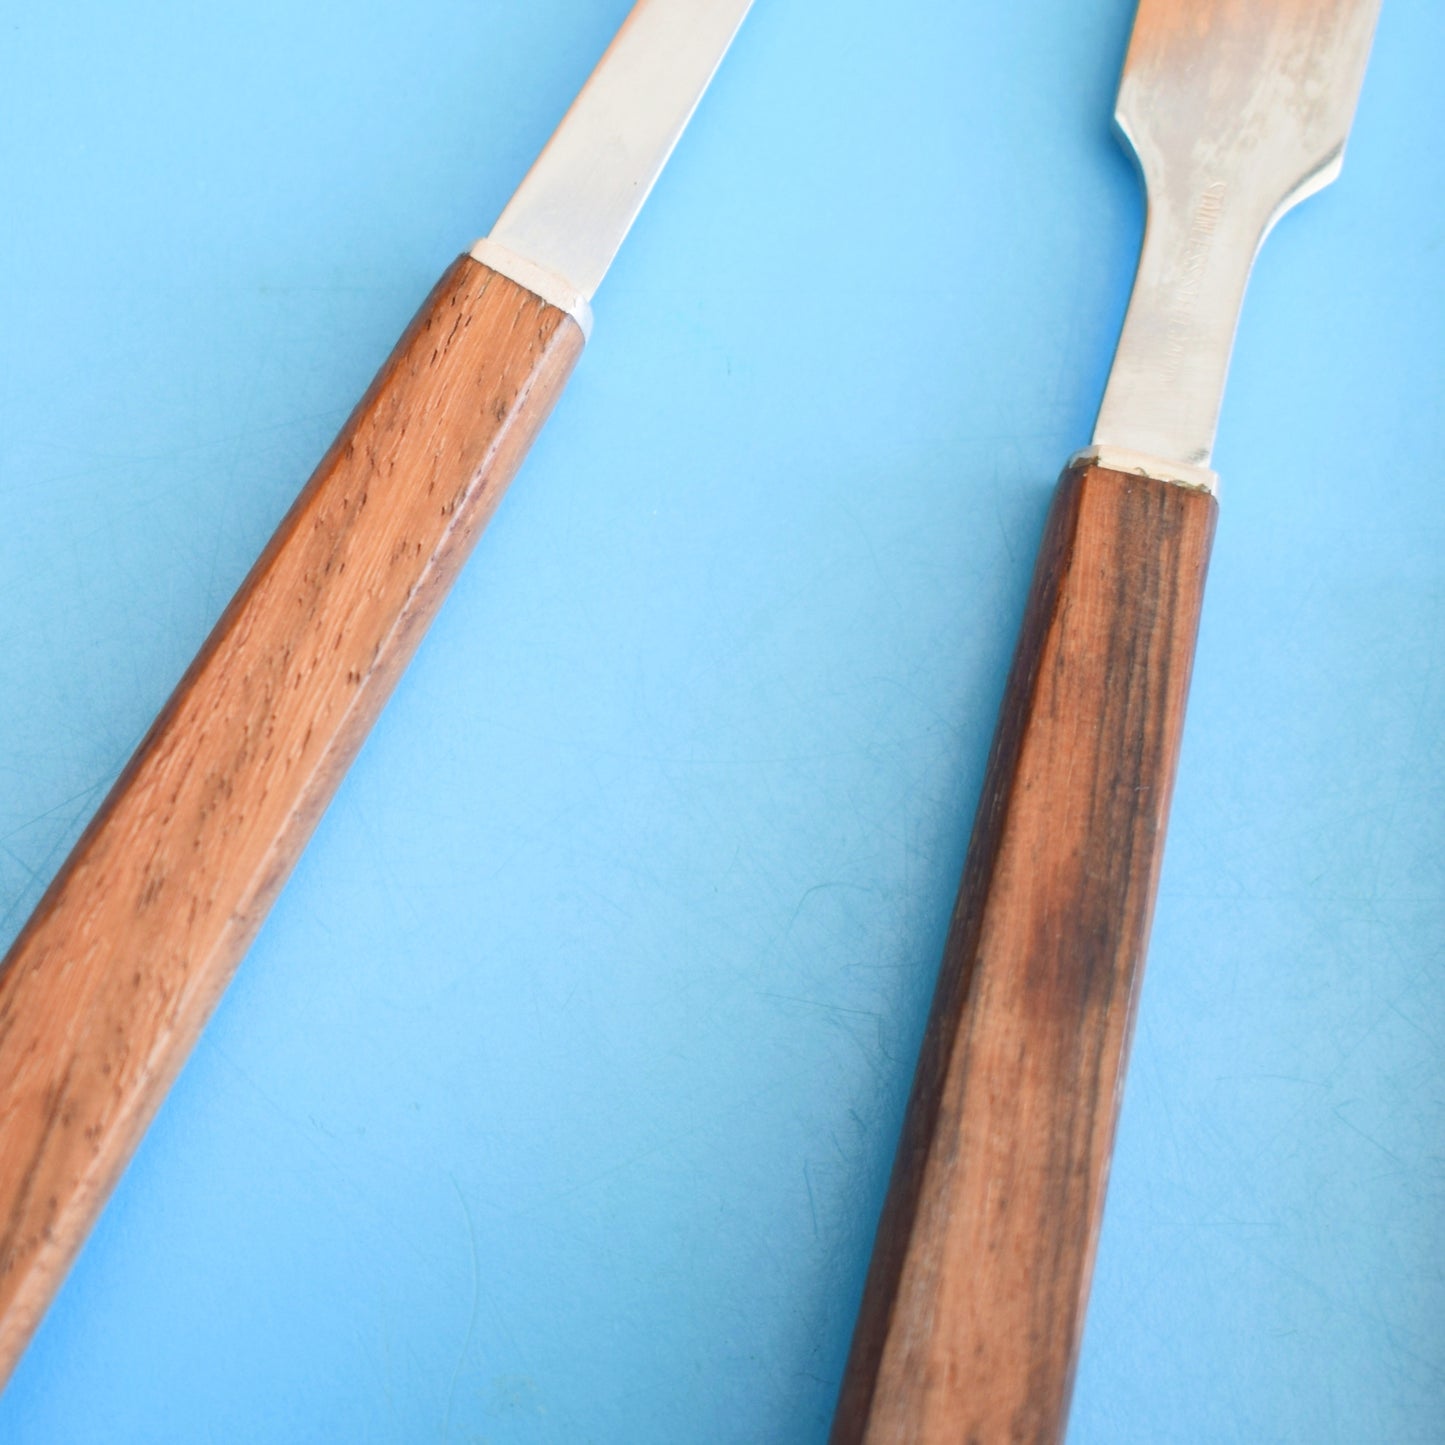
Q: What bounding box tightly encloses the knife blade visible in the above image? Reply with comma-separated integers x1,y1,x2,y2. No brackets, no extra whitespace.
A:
831,3,1381,1441
0,0,752,1385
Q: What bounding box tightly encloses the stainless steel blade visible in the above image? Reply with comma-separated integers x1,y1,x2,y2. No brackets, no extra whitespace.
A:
484,0,753,305
1091,0,1380,478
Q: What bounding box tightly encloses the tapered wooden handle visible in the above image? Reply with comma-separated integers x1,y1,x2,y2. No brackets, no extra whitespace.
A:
833,461,1217,1444
0,255,583,1383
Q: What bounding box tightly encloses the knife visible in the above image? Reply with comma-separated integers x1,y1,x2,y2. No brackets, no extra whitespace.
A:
831,3,1380,1442
0,0,752,1385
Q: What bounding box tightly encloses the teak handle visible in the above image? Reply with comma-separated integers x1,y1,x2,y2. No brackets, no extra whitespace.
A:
833,461,1217,1444
0,255,583,1383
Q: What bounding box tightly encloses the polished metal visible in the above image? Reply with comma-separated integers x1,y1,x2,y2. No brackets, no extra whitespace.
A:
484,0,754,304
1093,0,1380,477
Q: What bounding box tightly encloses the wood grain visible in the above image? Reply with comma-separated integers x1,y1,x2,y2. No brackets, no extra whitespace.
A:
832,461,1217,1444
0,255,583,1383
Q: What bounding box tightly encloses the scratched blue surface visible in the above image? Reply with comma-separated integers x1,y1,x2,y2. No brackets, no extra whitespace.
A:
1,1,1442,1440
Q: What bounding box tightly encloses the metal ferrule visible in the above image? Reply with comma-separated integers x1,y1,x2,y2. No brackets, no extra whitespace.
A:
468,238,595,340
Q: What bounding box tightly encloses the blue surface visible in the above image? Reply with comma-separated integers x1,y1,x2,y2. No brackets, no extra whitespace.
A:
1,2,1442,1440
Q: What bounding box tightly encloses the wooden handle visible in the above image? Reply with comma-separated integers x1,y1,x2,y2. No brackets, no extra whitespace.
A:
0,255,583,1382
832,461,1217,1444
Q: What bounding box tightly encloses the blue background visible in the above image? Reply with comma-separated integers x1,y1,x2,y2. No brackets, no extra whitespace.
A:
2,1,1442,1440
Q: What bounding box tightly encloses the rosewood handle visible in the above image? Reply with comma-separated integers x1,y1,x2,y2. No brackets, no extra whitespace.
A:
0,255,583,1383
832,461,1217,1444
